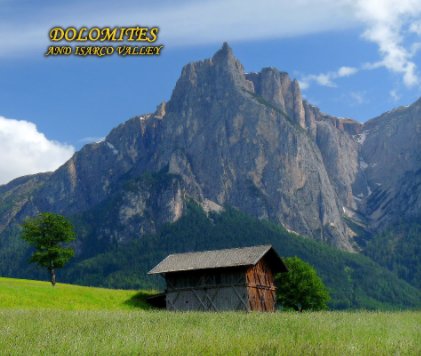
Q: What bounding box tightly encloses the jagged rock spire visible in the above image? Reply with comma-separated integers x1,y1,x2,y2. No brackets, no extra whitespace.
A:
167,43,253,113
212,42,234,62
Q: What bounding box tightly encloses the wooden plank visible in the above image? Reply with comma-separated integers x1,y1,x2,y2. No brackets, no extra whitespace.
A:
164,282,247,292
166,292,177,310
245,258,277,311
191,288,207,310
164,266,278,311
203,288,218,311
247,284,276,291
232,285,249,310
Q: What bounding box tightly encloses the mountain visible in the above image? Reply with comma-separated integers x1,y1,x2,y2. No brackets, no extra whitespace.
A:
0,43,420,291
357,101,421,229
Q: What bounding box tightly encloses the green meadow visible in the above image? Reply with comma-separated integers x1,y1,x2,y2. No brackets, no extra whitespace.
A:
1,278,420,355
0,277,152,310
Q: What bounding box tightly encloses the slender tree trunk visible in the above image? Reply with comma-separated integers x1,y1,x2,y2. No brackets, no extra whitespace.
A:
49,268,56,286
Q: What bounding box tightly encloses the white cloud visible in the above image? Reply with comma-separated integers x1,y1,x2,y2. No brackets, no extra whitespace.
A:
410,42,421,56
300,66,359,89
410,21,421,35
300,0,421,90
354,0,421,88
389,89,401,101
313,74,336,87
0,116,74,185
350,91,366,105
297,80,309,90
337,66,358,77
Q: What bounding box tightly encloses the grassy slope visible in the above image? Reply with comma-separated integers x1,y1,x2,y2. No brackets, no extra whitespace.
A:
0,277,152,310
0,310,420,355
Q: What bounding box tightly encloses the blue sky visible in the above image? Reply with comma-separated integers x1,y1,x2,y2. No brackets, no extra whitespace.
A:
0,0,421,184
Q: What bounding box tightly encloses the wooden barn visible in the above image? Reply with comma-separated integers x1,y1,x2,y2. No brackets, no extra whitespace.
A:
148,245,288,312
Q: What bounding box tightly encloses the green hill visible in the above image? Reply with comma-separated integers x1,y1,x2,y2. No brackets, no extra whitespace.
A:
0,277,152,310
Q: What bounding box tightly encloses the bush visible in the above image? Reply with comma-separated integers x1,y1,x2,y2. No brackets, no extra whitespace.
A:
276,257,330,311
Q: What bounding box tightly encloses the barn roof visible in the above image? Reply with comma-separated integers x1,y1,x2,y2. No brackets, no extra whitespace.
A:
148,245,287,275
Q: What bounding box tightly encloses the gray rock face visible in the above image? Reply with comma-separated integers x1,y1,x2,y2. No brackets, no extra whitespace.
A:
0,43,420,253
357,100,421,227
0,173,51,234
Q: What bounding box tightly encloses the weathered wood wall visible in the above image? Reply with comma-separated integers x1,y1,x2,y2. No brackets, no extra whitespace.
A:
246,258,277,311
165,269,249,311
164,259,278,312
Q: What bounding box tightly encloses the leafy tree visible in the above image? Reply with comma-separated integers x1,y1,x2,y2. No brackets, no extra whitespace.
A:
21,213,75,286
276,256,330,311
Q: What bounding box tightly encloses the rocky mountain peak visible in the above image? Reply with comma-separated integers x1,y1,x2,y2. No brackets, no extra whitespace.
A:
166,43,253,115
210,42,251,88
245,67,306,128
154,101,166,119
212,42,234,62
211,42,247,78
1,43,419,256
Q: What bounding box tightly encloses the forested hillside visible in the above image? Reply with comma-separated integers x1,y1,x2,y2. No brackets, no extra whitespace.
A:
364,221,421,290
61,205,421,310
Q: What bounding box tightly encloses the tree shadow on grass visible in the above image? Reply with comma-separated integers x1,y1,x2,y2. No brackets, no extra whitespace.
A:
123,290,161,309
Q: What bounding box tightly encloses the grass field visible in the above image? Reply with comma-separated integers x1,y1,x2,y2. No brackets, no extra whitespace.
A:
0,277,152,310
1,278,420,355
1,310,420,355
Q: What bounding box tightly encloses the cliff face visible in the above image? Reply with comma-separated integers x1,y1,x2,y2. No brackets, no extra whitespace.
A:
357,99,421,227
154,44,357,249
1,43,420,253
